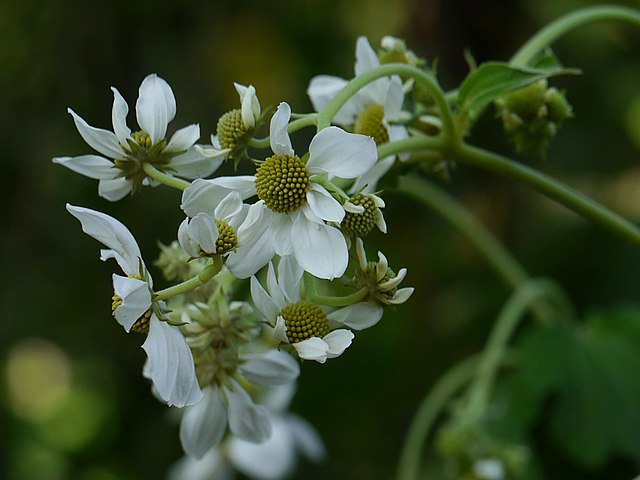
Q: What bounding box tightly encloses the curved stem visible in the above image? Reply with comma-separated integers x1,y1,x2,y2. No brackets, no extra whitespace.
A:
377,136,446,160
311,287,369,307
511,5,640,67
154,256,223,301
462,279,568,422
453,143,640,249
143,163,190,191
316,64,457,145
248,114,319,149
394,354,484,480
397,175,528,290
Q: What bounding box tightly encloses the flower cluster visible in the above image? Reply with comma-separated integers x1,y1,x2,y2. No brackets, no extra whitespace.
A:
56,36,418,479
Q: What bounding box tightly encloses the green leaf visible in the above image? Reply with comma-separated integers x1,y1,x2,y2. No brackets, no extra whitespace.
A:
498,312,640,469
456,61,579,124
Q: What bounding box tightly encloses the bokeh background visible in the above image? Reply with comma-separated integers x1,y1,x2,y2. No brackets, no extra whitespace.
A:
2,0,640,479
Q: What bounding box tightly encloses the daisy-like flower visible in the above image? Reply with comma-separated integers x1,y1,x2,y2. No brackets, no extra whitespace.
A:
53,74,225,201
66,204,203,407
251,257,382,363
354,238,414,305
182,102,377,280
307,37,408,193
342,192,387,238
177,191,272,278
170,385,326,480
200,83,262,161
179,349,301,459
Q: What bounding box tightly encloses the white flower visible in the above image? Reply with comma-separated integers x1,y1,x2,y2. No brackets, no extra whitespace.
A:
251,257,379,363
473,458,506,480
182,102,377,280
307,37,408,193
179,349,300,459
170,385,325,480
66,204,202,407
53,74,225,201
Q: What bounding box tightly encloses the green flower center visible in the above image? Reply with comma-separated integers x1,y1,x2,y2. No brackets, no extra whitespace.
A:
115,129,173,194
280,302,329,343
255,154,311,214
354,104,389,145
217,109,249,154
342,194,378,238
214,219,238,255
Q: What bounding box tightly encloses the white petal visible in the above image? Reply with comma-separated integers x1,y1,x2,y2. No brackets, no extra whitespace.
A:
350,156,394,194
224,382,272,443
307,127,377,179
269,102,294,157
250,275,279,321
354,36,380,76
306,184,345,223
179,386,227,459
52,155,117,180
170,147,225,179
273,316,289,343
236,83,260,129
388,287,415,304
240,350,300,386
343,201,365,214
380,267,407,289
67,108,123,159
166,124,200,152
111,87,131,145
323,329,354,358
287,414,327,462
66,204,142,275
384,76,405,121
328,302,383,330
227,417,296,480
178,213,219,257
266,261,287,310
236,201,266,245
182,177,256,217
293,337,329,363
98,177,132,202
135,74,176,144
268,211,294,257
306,75,361,125
112,274,151,332
142,316,203,407
375,210,387,233
226,216,274,279
277,255,303,304
291,217,348,280
168,448,232,480
214,191,243,221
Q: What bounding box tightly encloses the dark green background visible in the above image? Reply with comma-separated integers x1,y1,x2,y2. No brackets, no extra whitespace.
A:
2,0,640,478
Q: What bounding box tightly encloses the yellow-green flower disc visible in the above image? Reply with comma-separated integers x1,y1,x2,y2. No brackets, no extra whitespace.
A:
280,302,329,343
255,155,311,214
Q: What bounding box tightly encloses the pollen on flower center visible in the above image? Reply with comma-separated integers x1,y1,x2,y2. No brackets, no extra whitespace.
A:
354,103,389,145
217,109,247,150
280,302,329,343
131,130,152,149
342,194,378,237
131,309,152,334
214,219,238,255
255,154,311,214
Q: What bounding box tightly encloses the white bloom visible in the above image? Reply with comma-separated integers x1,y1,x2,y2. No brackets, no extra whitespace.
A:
170,384,325,480
183,102,377,280
66,204,202,407
307,37,408,193
179,350,300,459
54,74,225,201
473,458,506,480
251,257,379,363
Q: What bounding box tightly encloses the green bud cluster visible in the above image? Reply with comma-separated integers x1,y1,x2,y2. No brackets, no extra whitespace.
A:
255,154,311,213
342,194,378,237
355,262,397,303
155,241,194,282
354,103,389,145
280,302,329,343
496,80,573,157
214,219,238,255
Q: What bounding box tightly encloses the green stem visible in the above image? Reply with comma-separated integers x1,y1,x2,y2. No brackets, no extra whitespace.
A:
454,143,640,249
316,64,458,145
143,163,190,191
377,136,446,160
311,287,369,307
511,5,640,67
154,257,223,301
397,175,527,290
395,354,485,480
248,114,319,149
463,279,566,422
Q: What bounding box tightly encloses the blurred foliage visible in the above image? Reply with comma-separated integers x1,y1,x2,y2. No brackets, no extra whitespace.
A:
2,0,640,479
